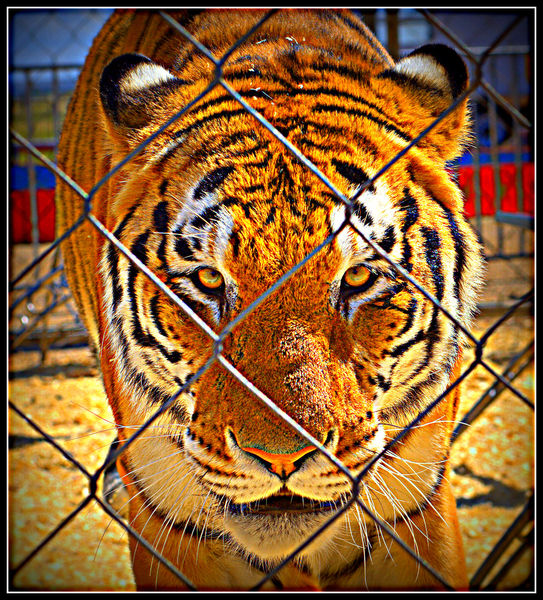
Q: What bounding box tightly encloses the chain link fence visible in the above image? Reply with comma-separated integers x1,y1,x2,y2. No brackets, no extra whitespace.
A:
9,8,534,591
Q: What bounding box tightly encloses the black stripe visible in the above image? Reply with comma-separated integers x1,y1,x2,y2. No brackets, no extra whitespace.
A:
443,208,466,305
230,229,240,258
165,86,402,158
397,188,419,273
127,267,184,364
296,86,390,120
154,201,170,266
301,132,379,160
238,154,273,170
407,304,441,381
190,203,224,230
221,195,252,218
193,165,235,201
185,132,265,165
421,227,444,302
398,188,419,233
173,231,196,261
389,328,426,359
168,401,190,426
153,200,169,232
150,292,168,337
120,355,182,406
166,284,210,317
271,115,383,153
399,238,414,273
422,190,467,308
126,232,186,363
378,225,396,253
220,78,404,134
332,157,375,193
397,296,418,337
265,205,276,225
314,103,412,142
157,343,183,364
145,381,176,405
126,233,150,354
227,62,295,91
178,93,243,120
157,236,167,264
130,230,150,265
376,373,391,392
107,211,133,310
172,107,248,141
309,59,374,85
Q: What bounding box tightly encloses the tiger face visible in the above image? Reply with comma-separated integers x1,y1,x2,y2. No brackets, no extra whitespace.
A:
60,9,484,589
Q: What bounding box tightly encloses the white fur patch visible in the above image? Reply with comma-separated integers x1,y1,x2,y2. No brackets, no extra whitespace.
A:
120,62,174,93
352,181,396,242
212,207,235,270
394,55,448,92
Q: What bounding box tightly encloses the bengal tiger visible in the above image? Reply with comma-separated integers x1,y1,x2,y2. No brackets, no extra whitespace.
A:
56,8,484,591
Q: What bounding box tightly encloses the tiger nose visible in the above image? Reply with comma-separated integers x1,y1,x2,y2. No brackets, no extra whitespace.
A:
239,444,318,477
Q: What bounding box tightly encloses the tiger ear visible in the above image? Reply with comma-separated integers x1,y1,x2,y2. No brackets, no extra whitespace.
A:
100,53,184,134
377,44,471,161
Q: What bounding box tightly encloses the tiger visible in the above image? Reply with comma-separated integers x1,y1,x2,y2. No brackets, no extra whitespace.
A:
56,8,484,591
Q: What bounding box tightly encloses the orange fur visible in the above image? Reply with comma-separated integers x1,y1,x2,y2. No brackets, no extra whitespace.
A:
57,9,483,590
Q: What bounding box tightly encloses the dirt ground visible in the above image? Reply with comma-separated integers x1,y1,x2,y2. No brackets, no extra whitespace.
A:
8,234,534,591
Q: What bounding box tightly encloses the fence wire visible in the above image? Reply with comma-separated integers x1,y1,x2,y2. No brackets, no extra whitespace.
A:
8,8,534,591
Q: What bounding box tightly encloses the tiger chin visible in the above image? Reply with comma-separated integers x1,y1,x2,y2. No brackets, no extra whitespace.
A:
56,9,484,591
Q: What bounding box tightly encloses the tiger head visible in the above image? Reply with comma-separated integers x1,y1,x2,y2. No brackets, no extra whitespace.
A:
96,28,483,571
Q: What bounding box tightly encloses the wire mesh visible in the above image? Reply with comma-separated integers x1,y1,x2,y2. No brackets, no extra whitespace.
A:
8,8,534,591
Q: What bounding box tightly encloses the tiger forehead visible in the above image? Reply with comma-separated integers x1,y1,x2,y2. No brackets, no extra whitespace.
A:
149,100,410,278
165,123,392,222
186,156,343,266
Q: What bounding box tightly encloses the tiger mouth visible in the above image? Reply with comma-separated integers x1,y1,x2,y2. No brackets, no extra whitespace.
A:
228,493,343,516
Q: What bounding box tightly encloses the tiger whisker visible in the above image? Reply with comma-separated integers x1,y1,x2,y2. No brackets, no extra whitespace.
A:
150,466,201,584
380,418,469,430
140,461,203,580
372,466,430,547
381,450,450,527
357,481,390,558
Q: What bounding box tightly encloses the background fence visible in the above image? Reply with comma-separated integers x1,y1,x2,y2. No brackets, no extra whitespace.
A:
8,8,534,591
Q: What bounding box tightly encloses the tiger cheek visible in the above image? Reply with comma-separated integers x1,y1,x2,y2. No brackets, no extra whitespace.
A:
352,305,397,353
188,368,230,458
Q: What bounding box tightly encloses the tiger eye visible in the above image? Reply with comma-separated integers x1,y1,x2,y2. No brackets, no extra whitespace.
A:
344,265,371,288
197,267,224,290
